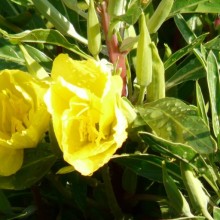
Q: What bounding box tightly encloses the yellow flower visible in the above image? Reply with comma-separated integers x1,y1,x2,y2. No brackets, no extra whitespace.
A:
45,54,128,176
0,69,50,176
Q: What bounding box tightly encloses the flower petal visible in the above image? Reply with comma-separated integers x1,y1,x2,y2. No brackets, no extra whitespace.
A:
0,147,23,176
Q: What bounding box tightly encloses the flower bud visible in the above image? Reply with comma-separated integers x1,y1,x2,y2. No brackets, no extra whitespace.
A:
87,0,101,58
147,42,165,102
136,13,152,87
147,0,174,33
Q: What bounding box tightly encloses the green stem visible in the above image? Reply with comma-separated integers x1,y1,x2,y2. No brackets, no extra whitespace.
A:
137,85,146,105
126,57,133,100
102,165,124,219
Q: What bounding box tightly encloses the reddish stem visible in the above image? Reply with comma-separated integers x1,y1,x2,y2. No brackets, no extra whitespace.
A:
100,1,127,96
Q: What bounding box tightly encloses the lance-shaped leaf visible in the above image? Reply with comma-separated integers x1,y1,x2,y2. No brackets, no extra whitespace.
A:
170,0,220,16
196,81,209,126
206,51,220,138
164,33,207,70
165,57,206,90
19,44,49,79
137,97,217,154
0,29,91,60
113,154,182,184
32,0,87,45
138,132,219,194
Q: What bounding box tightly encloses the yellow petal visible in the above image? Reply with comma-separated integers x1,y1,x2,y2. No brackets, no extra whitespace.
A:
0,147,23,176
52,54,109,97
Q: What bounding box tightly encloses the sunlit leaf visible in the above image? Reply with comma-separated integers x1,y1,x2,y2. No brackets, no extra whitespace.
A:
138,97,217,154
206,51,220,138
213,206,220,220
171,0,220,16
0,29,91,59
164,33,207,70
0,39,24,66
32,0,87,44
138,132,219,194
196,81,209,126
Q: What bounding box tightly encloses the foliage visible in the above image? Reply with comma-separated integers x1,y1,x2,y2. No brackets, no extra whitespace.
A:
0,0,220,219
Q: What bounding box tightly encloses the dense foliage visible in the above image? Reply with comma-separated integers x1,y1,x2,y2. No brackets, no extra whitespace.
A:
1,0,220,219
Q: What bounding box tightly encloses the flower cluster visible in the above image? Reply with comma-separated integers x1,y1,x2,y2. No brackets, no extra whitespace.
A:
0,54,131,176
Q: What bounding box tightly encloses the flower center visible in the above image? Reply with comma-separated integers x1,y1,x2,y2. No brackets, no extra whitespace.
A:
0,89,31,138
79,113,105,144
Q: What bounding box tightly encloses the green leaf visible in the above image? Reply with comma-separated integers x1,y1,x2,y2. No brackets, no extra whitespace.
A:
9,0,32,7
24,44,52,71
0,143,56,190
139,132,219,194
174,14,207,68
113,154,182,184
139,132,208,172
213,206,220,220
206,51,220,138
196,81,209,126
0,190,12,215
0,29,91,60
137,97,217,154
19,44,49,79
164,33,207,70
114,3,142,25
171,0,220,16
0,38,25,66
165,57,206,90
205,35,220,50
122,168,137,194
62,0,87,19
8,205,37,220
32,0,87,44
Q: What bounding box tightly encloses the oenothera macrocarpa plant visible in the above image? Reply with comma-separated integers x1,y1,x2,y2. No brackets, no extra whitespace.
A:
1,0,220,219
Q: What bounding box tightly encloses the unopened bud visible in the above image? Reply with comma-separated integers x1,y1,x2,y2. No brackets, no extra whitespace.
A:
87,0,101,58
136,13,152,87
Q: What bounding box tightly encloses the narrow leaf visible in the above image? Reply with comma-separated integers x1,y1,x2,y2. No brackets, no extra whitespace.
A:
113,154,182,184
0,29,91,59
206,51,220,138
32,0,87,44
196,81,209,126
171,0,220,15
164,33,207,70
19,44,49,79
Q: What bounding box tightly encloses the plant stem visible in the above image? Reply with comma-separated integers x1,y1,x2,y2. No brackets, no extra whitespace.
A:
100,1,127,96
137,85,146,105
102,165,124,219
